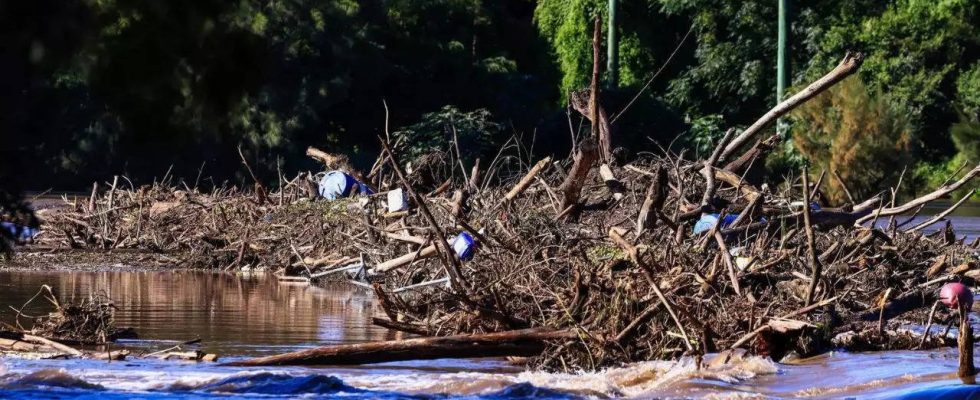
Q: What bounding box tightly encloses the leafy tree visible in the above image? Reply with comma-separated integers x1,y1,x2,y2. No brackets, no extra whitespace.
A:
802,0,980,159
959,63,980,120
535,0,979,172
952,64,980,165
791,77,914,203
5,0,557,188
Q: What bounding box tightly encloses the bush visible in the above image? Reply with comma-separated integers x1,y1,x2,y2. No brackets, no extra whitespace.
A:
392,106,501,165
912,113,980,201
791,77,914,204
684,114,727,159
951,117,980,165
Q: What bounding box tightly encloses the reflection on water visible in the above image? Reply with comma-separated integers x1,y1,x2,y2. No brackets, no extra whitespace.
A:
0,270,394,356
4,270,980,398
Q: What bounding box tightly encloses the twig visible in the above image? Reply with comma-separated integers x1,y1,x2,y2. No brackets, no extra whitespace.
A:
802,167,823,306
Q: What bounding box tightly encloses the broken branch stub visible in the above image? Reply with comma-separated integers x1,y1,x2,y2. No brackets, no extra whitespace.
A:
502,157,551,204
637,165,668,234
558,139,599,213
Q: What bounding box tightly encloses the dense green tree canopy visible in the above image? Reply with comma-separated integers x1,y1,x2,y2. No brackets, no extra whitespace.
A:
1,0,977,198
2,0,556,188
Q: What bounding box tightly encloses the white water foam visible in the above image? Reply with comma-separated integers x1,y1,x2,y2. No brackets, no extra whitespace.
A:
0,354,779,398
336,355,779,398
516,355,779,398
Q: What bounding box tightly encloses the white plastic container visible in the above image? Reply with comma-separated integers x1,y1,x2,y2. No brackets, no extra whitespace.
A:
387,188,408,212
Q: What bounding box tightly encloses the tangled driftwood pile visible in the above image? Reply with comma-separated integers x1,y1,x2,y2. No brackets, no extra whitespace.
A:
17,51,980,371
1,286,219,362
1,285,130,360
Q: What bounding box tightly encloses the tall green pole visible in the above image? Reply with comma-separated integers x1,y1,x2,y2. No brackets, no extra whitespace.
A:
777,0,790,138
607,0,619,88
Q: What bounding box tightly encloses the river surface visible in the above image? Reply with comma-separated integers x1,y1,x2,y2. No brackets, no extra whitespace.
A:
1,270,980,399
3,205,980,398
871,201,980,241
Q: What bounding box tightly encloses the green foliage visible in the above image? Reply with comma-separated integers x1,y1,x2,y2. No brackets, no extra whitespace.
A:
791,77,914,203
914,113,980,200
3,0,980,197
534,0,684,101
951,117,980,165
535,0,978,172
684,114,726,158
912,155,979,201
913,63,980,200
393,106,500,165
5,0,556,188
957,63,980,119
534,0,600,99
802,0,980,157
658,0,779,119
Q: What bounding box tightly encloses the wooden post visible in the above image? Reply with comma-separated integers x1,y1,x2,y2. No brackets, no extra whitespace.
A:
637,165,667,234
959,303,977,384
589,16,612,163
607,0,619,88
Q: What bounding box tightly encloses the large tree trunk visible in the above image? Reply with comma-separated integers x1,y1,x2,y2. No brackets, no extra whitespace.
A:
223,328,574,367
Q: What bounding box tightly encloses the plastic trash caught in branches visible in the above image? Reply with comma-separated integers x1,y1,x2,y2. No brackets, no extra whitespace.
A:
387,188,408,212
318,171,373,200
693,214,738,234
1,222,39,241
693,212,770,234
452,232,476,261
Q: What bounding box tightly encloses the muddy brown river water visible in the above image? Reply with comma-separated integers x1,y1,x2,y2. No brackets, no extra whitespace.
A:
1,203,979,398
1,269,980,399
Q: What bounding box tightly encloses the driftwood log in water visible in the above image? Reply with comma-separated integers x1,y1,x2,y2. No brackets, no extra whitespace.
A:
224,328,575,367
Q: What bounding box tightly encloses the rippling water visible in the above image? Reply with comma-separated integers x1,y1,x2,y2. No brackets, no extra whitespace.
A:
2,267,980,398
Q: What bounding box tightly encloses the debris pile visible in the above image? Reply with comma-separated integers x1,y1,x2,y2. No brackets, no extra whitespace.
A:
15,52,980,370
5,285,130,345
28,291,127,345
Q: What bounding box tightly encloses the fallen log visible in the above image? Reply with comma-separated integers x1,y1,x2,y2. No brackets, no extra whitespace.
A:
223,328,576,367
853,290,935,323
856,163,980,225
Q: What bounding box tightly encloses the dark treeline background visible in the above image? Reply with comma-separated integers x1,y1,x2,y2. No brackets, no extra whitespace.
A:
1,0,978,201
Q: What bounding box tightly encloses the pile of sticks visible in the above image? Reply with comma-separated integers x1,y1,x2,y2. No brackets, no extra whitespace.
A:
228,51,980,369
22,51,980,371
